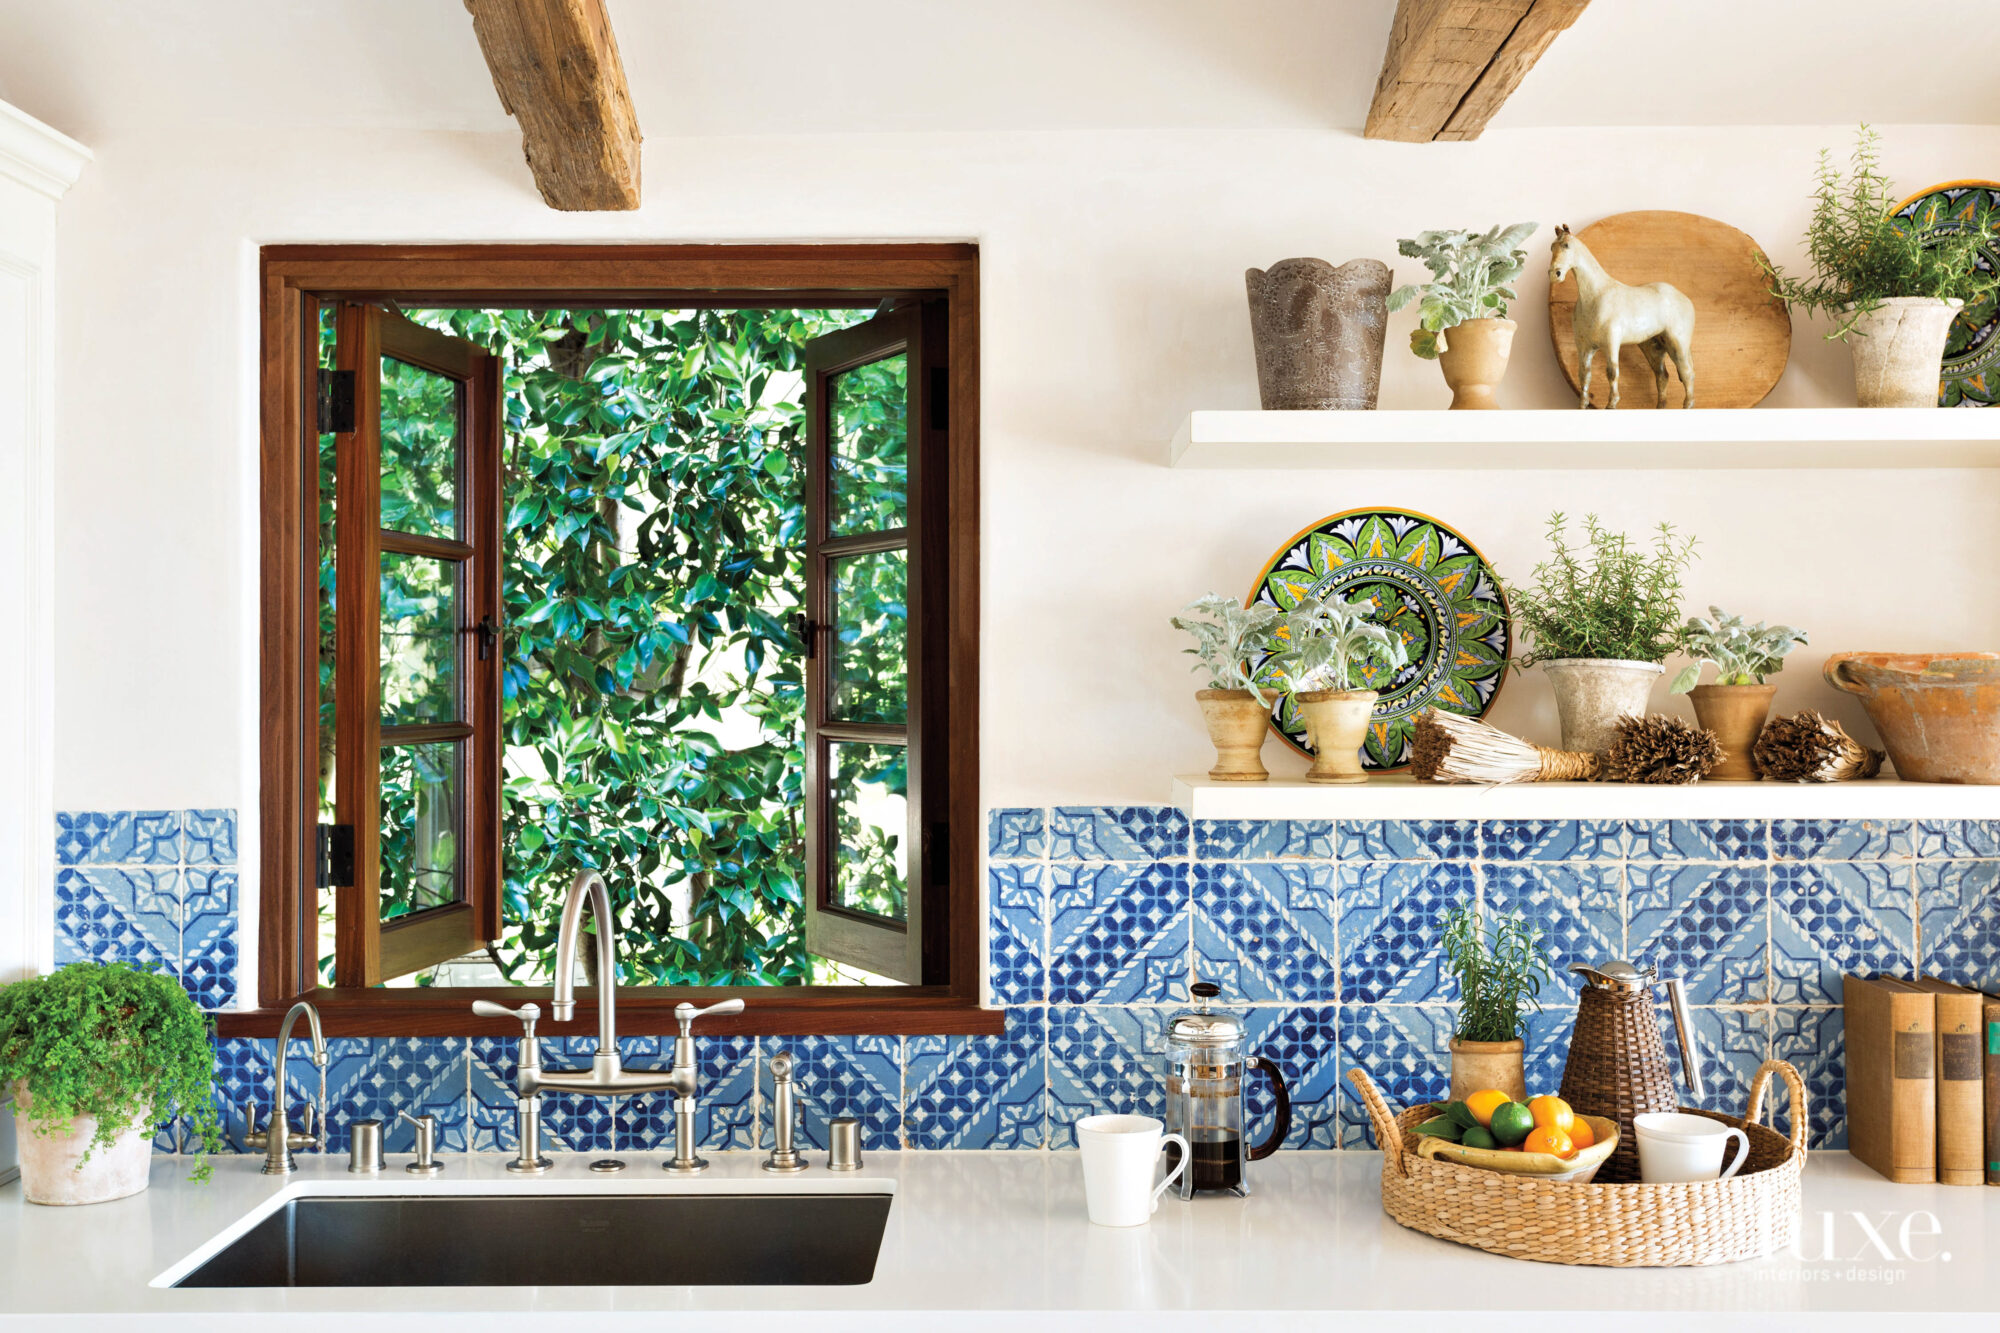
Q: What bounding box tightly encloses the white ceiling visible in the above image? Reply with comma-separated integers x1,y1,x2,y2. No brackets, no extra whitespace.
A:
1,0,1994,141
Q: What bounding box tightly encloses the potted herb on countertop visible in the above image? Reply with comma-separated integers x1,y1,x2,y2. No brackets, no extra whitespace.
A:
1264,593,1410,785
1761,125,2000,407
1670,607,1808,781
1441,905,1554,1103
1387,222,1538,409
0,961,221,1204
1171,593,1282,782
1506,512,1698,754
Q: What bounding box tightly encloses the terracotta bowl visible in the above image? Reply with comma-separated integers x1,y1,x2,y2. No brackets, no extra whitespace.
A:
1414,1114,1619,1184
1824,652,2000,784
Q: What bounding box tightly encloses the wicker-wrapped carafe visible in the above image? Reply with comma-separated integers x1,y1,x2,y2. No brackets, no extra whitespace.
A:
1559,959,1703,1183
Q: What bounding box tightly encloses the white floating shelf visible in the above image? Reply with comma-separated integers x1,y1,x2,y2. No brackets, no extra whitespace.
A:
1169,408,2000,470
1172,773,2000,821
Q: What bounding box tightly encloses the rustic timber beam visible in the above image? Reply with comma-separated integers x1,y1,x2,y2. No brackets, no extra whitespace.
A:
464,0,642,211
1364,0,1589,143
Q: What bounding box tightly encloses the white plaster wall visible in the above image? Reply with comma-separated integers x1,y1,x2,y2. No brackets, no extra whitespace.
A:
49,124,2000,844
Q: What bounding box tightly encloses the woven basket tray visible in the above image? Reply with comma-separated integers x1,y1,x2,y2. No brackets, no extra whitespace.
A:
1347,1059,1807,1267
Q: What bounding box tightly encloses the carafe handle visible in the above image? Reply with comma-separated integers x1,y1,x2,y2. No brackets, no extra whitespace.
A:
1666,977,1706,1101
1247,1055,1291,1160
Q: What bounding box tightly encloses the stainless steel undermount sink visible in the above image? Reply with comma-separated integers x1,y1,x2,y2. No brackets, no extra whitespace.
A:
171,1191,894,1288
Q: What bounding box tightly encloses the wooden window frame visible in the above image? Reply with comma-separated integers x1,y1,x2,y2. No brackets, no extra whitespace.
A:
242,243,993,1039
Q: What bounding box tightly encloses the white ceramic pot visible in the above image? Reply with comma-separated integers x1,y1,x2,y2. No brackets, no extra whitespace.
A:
14,1086,154,1206
1539,658,1663,753
1296,689,1379,785
1844,297,1962,408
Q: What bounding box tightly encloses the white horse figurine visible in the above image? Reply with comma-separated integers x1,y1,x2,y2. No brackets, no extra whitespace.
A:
1550,224,1696,409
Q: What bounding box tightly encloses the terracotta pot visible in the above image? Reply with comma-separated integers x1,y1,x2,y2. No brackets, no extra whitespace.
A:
1844,297,1962,407
1539,658,1663,753
1825,652,2000,783
1197,688,1271,782
1448,1038,1527,1103
1296,688,1378,785
1688,682,1777,781
1245,258,1392,409
1436,317,1516,410
14,1086,153,1206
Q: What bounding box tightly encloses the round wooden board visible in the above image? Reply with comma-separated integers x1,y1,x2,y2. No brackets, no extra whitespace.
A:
1547,210,1792,409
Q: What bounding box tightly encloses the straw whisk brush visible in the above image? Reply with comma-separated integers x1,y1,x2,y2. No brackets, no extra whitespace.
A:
1411,709,1600,784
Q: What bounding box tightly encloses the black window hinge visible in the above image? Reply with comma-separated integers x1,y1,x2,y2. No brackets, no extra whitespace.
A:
929,821,950,886
792,613,821,659
475,615,501,661
318,369,356,434
316,824,355,889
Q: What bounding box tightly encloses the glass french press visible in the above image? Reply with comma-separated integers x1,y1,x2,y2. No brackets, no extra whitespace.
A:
1162,980,1292,1198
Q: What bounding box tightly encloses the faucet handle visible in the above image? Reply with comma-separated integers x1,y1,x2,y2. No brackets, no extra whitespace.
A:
472,999,541,1040
674,998,745,1037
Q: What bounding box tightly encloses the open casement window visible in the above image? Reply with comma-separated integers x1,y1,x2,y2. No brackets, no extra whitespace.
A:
329,303,503,985
802,302,948,984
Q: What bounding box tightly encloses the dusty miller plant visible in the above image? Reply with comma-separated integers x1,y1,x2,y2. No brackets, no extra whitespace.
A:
1505,512,1698,667
1441,905,1554,1043
1268,594,1409,695
1761,125,2000,340
1670,607,1808,693
1386,222,1538,358
1171,594,1280,695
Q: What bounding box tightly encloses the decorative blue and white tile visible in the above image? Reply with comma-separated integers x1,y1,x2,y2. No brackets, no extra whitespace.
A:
54,810,182,866
1770,1006,1846,1149
180,866,238,1009
1189,862,1338,1003
208,1037,274,1154
1481,820,1623,862
1625,864,1768,1003
1047,806,1189,861
313,1038,467,1155
1245,1006,1341,1149
1624,819,1766,861
1046,1006,1164,1148
470,1036,613,1153
987,808,1046,860
1917,860,2000,990
777,1034,903,1152
1914,820,2000,859
1047,862,1189,1005
1337,1004,1452,1148
1193,820,1335,862
1770,819,1910,861
1337,861,1475,1004
904,1009,1045,1150
468,1039,524,1153
1522,1006,1576,1094
181,809,239,865
53,866,180,972
1769,863,1916,1006
988,864,1046,1005
1337,820,1477,861
618,1035,759,1153
1480,864,1622,999
1661,1007,1770,1120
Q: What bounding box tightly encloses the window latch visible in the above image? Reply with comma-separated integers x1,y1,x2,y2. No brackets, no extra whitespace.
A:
791,613,821,659
475,615,501,661
317,824,355,889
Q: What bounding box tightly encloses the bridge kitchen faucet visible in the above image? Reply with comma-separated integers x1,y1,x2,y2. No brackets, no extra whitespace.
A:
472,869,743,1173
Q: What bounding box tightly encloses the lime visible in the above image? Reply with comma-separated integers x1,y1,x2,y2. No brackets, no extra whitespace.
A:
1460,1126,1498,1151
1489,1101,1535,1147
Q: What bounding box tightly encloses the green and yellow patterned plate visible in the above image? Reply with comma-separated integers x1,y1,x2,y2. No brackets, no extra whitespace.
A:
1892,181,2000,407
1248,508,1510,771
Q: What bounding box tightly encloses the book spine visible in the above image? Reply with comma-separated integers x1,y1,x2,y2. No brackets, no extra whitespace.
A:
1937,997,1984,1185
1986,998,2000,1186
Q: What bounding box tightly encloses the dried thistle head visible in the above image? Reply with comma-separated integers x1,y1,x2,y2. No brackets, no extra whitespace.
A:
1602,713,1724,784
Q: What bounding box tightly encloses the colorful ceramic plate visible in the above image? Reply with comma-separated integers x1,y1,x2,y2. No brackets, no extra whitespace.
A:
1249,508,1510,770
1892,181,2000,407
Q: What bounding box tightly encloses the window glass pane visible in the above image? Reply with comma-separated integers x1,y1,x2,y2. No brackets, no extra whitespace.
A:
317,304,339,984
829,740,907,923
381,553,458,725
381,741,462,922
381,356,460,539
829,353,907,534
831,547,907,724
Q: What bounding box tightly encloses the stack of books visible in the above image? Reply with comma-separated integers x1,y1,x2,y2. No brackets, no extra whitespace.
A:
1843,975,1999,1185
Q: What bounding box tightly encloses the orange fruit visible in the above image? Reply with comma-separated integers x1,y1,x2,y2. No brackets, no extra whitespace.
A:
1527,1095,1574,1134
1523,1125,1575,1159
1464,1089,1513,1128
1566,1118,1596,1150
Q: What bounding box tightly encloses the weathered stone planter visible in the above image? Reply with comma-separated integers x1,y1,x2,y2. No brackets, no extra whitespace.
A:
1448,1038,1528,1103
1540,658,1663,753
1844,297,1962,408
1245,258,1392,410
14,1086,152,1206
1198,688,1272,782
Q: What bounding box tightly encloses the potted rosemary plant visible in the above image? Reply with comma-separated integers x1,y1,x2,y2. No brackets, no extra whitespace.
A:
1440,905,1554,1102
1506,512,1698,753
1762,125,1999,407
1387,222,1537,409
0,961,221,1204
1171,593,1282,782
1669,607,1808,781
1266,593,1409,785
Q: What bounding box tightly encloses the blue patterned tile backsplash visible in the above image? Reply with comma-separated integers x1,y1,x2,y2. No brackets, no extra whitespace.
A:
54,808,2000,1159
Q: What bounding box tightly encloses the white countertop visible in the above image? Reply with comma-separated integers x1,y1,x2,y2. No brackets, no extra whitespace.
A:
2,1150,1996,1330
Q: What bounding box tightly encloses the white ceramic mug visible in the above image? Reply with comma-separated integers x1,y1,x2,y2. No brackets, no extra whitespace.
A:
1076,1114,1189,1227
1634,1111,1751,1183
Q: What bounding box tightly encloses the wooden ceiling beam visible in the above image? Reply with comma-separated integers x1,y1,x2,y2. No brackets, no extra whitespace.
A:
1364,0,1589,143
464,0,642,211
